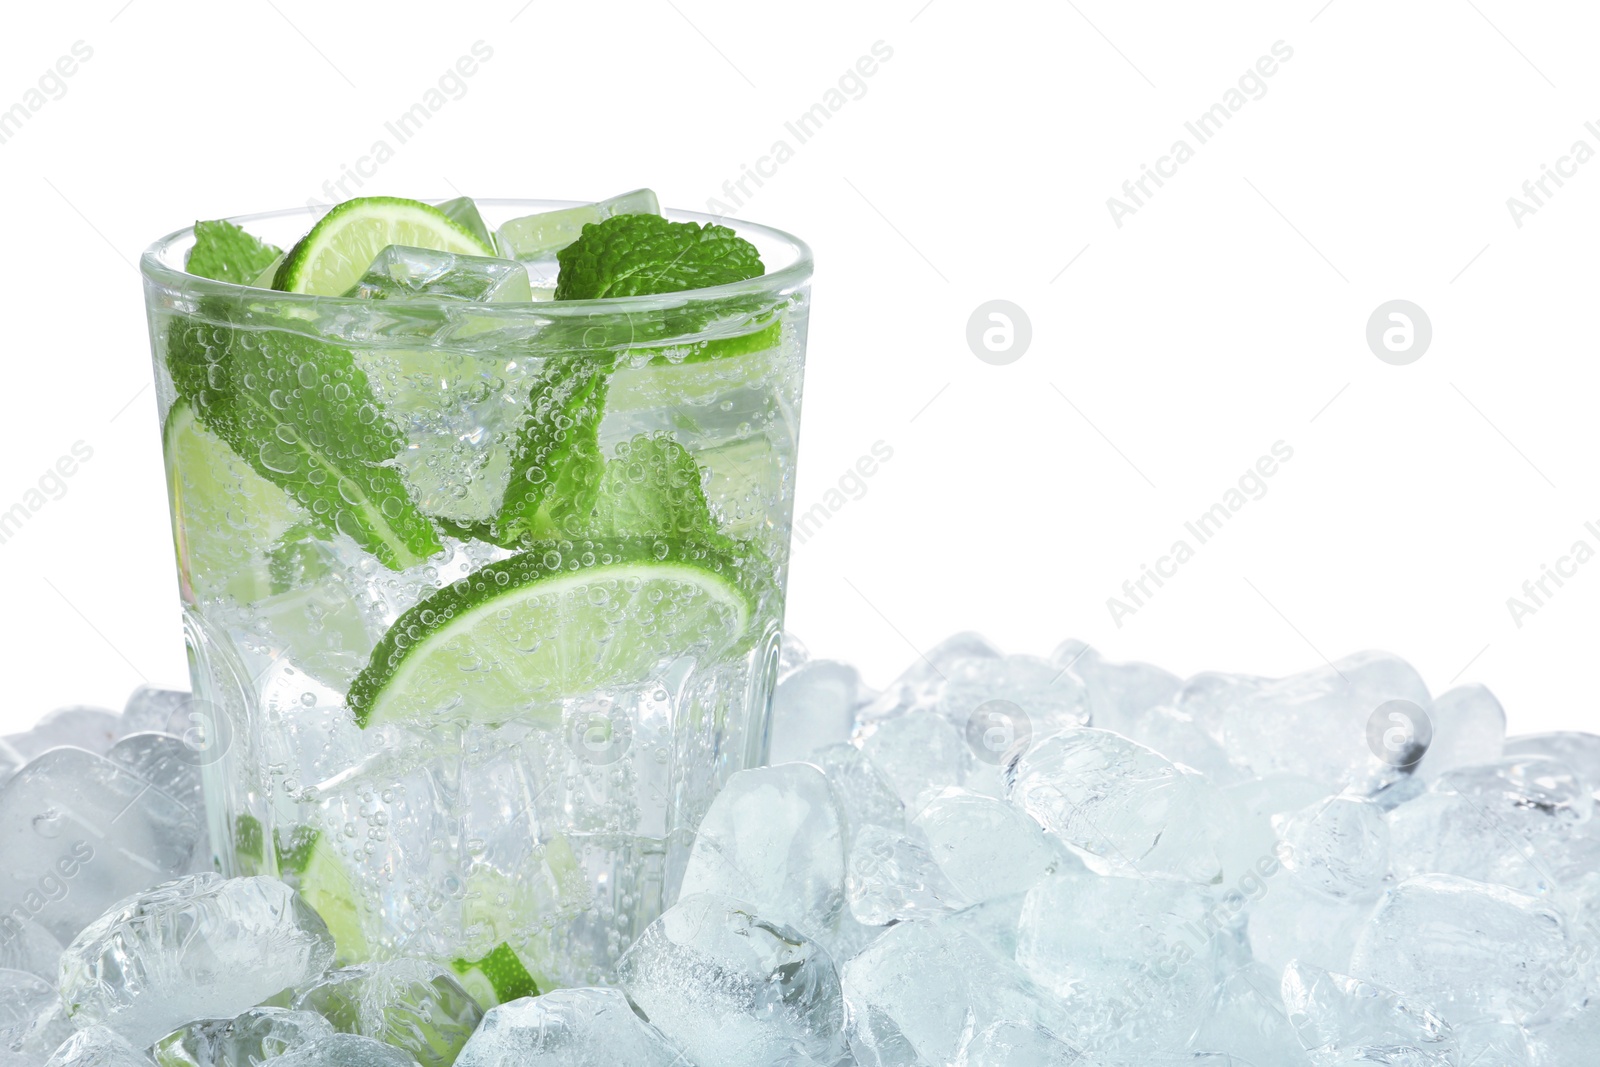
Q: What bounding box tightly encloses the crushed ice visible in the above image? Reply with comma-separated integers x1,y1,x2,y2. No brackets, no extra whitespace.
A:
4,636,1600,1065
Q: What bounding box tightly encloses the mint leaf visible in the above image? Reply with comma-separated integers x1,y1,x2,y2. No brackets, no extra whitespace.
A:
588,434,722,541
554,213,763,300
186,220,281,284
451,943,539,1004
476,355,611,545
166,315,443,570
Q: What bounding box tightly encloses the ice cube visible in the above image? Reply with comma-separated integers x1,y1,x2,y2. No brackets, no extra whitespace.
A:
1118,705,1241,786
1503,731,1600,796
0,743,22,792
152,1008,335,1067
1193,962,1309,1067
936,654,1091,748
840,918,1069,1067
812,743,904,845
861,713,981,816
911,791,1058,902
6,709,122,760
1528,998,1600,1066
953,1020,1081,1066
1275,796,1389,900
1245,873,1366,977
768,661,872,764
434,198,494,253
0,917,63,982
1453,1020,1532,1067
1006,727,1223,883
615,894,845,1067
495,190,660,262
677,763,846,941
1347,874,1576,1023
1280,961,1457,1065
0,748,200,943
261,1034,416,1067
1049,639,1180,735
105,735,204,820
0,968,72,1060
1015,867,1220,1054
1182,652,1432,787
861,632,1003,722
292,960,483,1067
59,874,335,1046
1417,684,1505,782
118,690,190,740
41,1027,155,1067
847,823,963,926
454,987,684,1067
1388,756,1590,891
346,246,531,303
1215,774,1333,882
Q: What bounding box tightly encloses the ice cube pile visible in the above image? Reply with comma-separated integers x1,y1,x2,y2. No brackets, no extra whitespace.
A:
3,635,1599,1066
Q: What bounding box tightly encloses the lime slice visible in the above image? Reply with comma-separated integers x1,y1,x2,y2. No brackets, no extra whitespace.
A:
348,541,752,728
609,320,785,410
280,829,372,963
275,196,493,295
164,401,304,603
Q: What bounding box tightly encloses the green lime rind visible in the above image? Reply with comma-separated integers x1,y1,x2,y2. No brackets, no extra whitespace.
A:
627,317,781,367
165,311,443,571
275,196,493,295
346,539,754,729
554,213,763,300
450,943,540,1006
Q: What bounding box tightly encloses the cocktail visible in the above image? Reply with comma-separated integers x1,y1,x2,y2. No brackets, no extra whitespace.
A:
139,193,811,998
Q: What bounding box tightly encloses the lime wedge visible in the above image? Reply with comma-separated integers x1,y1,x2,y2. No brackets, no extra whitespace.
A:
608,320,786,412
347,541,752,728
280,829,371,963
275,196,494,295
164,401,304,603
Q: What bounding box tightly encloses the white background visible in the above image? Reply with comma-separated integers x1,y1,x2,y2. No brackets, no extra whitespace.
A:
1,0,1596,736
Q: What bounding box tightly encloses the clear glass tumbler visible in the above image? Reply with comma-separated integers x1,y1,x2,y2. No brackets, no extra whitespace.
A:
139,201,812,995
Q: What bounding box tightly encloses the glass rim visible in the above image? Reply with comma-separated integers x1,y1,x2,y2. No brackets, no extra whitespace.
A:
140,198,814,315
